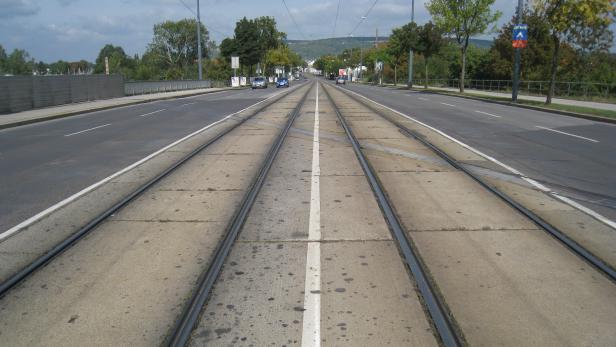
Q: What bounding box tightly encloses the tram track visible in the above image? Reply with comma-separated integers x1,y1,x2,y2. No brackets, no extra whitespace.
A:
0,83,312,299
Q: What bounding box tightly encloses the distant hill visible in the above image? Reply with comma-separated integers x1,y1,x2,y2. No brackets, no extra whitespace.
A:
287,37,493,60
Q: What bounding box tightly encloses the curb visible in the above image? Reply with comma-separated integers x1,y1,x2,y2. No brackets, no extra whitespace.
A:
0,87,240,130
350,82,616,124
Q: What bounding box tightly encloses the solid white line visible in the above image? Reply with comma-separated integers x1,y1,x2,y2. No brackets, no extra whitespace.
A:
418,97,429,101
302,83,321,347
0,89,290,241
64,123,111,137
440,102,456,107
535,126,599,143
138,109,166,117
179,102,198,107
340,87,616,230
475,110,501,118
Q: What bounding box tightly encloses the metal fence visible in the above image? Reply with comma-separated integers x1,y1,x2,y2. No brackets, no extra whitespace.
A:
421,79,616,102
125,79,223,95
0,74,124,114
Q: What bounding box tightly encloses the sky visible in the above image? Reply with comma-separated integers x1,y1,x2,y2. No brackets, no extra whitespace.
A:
1,0,614,62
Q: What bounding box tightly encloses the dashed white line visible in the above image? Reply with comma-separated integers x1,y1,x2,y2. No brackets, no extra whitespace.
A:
418,97,429,101
138,109,166,117
475,110,501,118
535,126,599,143
440,102,456,107
64,123,111,137
179,102,197,107
301,83,321,347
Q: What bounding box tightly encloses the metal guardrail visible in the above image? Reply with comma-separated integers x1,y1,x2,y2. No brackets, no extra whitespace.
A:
124,80,230,96
420,79,616,102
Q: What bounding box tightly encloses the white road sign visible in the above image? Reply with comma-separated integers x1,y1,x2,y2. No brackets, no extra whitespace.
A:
231,56,239,69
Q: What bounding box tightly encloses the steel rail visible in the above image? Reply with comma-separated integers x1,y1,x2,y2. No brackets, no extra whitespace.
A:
0,84,307,298
167,82,313,346
333,83,616,283
321,83,462,347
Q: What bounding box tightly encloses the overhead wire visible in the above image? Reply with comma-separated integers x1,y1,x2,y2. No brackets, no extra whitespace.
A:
176,0,232,38
348,0,380,37
282,0,307,40
332,0,342,38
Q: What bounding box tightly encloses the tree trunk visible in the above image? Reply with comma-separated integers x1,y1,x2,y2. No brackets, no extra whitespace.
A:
394,65,397,86
546,33,560,105
424,58,429,89
460,47,466,93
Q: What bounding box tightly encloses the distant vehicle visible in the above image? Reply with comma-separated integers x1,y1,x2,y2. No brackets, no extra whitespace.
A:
336,76,346,85
251,77,267,89
328,73,336,80
276,77,289,88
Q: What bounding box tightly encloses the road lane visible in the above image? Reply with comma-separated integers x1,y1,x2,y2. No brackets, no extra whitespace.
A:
0,83,306,231
338,82,616,221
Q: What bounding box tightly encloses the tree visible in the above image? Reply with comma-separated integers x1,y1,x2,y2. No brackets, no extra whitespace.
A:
418,22,445,88
427,0,502,92
94,44,134,75
388,26,412,85
532,0,615,104
147,19,210,75
0,44,7,74
6,49,32,75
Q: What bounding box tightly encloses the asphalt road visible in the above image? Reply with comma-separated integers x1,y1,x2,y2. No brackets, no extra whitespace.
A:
0,83,303,232
336,81,616,221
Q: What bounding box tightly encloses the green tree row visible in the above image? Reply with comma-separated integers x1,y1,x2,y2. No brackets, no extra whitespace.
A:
1,16,305,82
315,0,615,104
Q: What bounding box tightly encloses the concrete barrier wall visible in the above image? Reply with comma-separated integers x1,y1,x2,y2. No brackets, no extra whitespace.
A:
124,80,212,96
0,75,124,114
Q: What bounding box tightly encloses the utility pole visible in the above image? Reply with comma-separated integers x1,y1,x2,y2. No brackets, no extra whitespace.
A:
408,0,415,88
512,0,523,102
196,0,203,80
375,28,378,47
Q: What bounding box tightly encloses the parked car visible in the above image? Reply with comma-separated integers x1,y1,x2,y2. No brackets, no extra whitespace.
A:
336,76,346,85
251,77,267,89
276,77,289,88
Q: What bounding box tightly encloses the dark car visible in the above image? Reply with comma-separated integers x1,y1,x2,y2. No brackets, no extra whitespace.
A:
276,77,289,88
328,73,336,80
251,77,267,89
336,76,346,85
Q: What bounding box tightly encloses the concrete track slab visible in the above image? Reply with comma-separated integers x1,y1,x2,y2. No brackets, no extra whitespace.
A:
413,229,616,346
0,220,225,346
380,171,537,231
189,242,307,346
364,148,450,173
320,241,438,346
320,175,390,241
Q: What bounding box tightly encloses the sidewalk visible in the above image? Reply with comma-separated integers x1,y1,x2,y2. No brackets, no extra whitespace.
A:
0,87,235,129
425,86,616,111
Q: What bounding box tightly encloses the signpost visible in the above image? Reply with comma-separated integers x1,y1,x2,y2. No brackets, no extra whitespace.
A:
338,68,346,76
512,24,528,48
511,20,527,102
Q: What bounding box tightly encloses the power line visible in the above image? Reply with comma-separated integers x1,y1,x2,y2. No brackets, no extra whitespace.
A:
178,0,196,16
332,0,343,38
282,0,307,40
348,0,379,37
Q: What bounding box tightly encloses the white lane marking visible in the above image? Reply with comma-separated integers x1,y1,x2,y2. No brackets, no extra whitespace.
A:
302,83,321,347
179,102,198,107
340,87,616,230
418,97,429,101
138,109,166,117
440,102,456,107
475,110,501,118
0,89,291,241
535,126,599,143
64,123,111,137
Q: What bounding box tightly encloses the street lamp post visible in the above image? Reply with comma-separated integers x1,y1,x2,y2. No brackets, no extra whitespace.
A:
196,0,203,80
407,0,415,88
